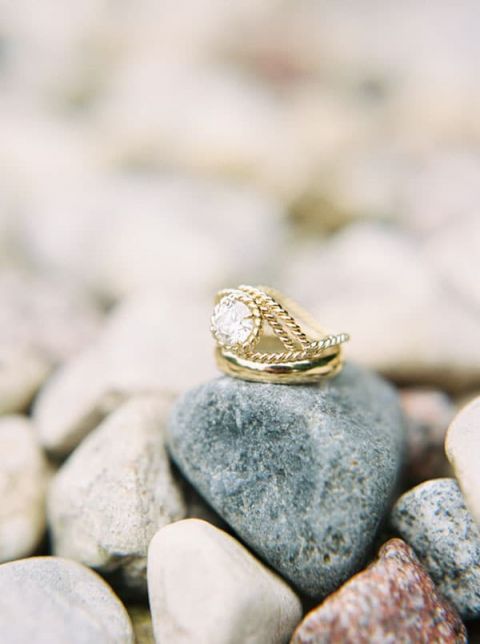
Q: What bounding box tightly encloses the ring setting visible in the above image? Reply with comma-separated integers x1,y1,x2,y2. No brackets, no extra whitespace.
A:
211,285,349,384
211,290,262,351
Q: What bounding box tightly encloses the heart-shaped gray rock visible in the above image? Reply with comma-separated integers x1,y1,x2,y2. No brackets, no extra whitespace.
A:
167,363,405,598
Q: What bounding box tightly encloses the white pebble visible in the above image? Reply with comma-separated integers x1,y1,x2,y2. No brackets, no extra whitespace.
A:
148,519,302,644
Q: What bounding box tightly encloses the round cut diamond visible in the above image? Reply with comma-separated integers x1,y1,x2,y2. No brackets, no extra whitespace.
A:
212,296,255,346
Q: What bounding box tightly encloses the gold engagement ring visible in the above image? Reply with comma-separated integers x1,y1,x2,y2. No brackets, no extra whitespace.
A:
210,285,349,384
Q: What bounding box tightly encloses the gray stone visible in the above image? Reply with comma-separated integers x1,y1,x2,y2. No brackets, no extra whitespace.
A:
0,556,134,644
391,478,480,619
48,396,186,595
147,519,302,644
0,416,49,563
167,363,405,598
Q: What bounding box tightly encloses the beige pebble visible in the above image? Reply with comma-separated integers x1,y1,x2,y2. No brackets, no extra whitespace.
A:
148,519,302,644
0,416,49,563
445,396,480,527
48,396,186,595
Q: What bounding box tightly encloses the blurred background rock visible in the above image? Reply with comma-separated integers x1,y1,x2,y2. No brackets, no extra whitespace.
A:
0,0,479,415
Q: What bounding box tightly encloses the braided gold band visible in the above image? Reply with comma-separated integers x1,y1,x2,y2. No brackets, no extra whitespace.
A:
210,285,349,384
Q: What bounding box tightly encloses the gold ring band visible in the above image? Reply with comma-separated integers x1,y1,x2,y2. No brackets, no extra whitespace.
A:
210,285,349,384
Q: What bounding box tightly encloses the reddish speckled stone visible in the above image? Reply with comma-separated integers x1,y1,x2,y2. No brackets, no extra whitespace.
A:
291,539,466,644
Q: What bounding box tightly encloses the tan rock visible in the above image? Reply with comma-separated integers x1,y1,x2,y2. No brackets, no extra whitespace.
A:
445,396,480,527
48,396,186,594
148,519,302,644
0,416,49,563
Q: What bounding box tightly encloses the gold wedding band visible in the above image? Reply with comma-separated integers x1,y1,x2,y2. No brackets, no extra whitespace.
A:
210,285,349,384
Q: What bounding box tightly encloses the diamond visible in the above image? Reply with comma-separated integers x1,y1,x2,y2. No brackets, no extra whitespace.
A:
211,296,255,346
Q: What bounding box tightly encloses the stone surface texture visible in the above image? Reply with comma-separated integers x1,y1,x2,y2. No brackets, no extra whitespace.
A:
0,415,49,563
167,363,405,597
391,478,480,619
147,519,302,644
291,539,467,644
0,556,134,643
400,387,454,485
33,290,217,456
445,396,480,526
48,396,186,594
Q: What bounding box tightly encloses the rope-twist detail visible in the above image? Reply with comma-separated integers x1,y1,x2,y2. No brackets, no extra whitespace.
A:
247,333,349,364
239,285,310,350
